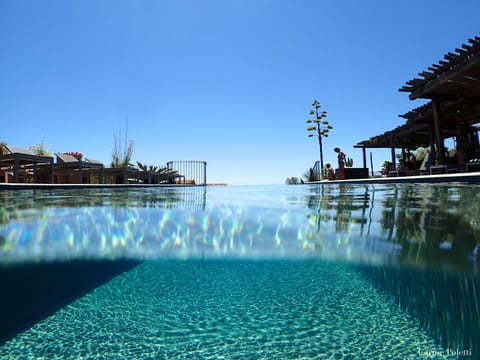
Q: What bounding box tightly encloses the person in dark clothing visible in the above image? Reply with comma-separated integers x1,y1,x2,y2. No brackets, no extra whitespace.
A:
334,147,345,180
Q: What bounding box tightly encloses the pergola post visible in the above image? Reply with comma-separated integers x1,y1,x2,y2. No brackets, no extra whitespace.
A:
50,160,54,183
429,131,435,149
361,146,367,168
390,137,396,169
455,118,468,167
431,97,446,165
14,156,19,183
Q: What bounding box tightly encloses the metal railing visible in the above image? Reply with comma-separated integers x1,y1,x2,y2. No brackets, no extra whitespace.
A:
167,160,207,185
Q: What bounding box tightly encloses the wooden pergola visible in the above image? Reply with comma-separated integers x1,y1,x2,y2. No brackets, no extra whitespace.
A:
0,145,54,183
356,35,480,169
54,154,105,184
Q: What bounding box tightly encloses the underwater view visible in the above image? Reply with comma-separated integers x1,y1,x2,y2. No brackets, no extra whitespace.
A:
0,184,479,359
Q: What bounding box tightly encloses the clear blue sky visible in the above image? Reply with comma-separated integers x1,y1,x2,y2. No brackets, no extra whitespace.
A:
1,0,479,185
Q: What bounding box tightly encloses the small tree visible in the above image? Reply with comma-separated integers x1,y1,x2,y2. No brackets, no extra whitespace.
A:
0,142,7,155
415,147,429,164
285,177,301,185
382,160,392,175
29,136,53,157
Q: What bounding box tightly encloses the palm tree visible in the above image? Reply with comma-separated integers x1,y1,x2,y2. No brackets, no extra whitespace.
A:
136,161,148,171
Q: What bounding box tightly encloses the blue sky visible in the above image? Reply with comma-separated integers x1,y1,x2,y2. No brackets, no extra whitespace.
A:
1,0,479,185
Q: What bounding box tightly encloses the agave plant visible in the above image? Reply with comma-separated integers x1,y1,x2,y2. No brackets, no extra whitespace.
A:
302,167,318,182
111,124,135,168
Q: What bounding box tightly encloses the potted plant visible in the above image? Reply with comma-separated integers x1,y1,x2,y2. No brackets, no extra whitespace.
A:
382,161,392,176
64,152,83,161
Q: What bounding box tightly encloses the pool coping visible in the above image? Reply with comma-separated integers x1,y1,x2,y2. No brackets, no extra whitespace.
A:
2,173,480,189
307,172,480,185
0,183,202,190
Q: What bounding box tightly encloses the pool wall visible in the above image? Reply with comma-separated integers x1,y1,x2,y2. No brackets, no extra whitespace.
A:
0,260,140,344
357,265,480,356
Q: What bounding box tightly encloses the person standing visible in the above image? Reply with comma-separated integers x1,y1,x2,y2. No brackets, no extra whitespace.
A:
408,155,417,170
334,147,345,180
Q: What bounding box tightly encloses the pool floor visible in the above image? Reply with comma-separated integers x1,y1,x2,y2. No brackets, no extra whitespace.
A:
0,261,450,359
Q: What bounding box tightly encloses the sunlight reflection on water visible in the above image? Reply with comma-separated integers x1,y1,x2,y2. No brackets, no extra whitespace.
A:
0,184,479,272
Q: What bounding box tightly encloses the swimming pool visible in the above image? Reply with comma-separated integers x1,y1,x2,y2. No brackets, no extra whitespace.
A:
0,184,478,358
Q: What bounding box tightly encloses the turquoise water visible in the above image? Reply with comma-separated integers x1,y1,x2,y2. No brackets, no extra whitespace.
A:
0,184,479,358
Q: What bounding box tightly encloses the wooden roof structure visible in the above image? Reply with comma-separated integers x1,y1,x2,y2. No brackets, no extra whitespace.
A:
400,35,480,101
356,35,480,159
